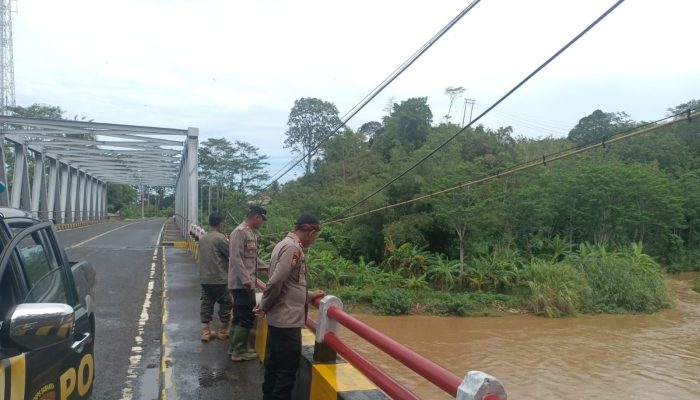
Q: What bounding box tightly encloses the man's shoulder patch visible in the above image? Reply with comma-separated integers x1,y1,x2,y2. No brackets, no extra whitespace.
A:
291,252,299,268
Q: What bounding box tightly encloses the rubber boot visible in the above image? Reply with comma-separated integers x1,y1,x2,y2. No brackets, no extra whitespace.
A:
200,323,214,342
230,326,257,361
217,323,230,340
244,331,258,359
242,328,258,359
228,323,237,356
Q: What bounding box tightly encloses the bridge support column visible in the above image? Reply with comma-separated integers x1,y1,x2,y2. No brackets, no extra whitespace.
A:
175,128,199,235
47,157,59,222
95,180,102,220
60,164,70,224
11,143,31,211
0,134,9,207
102,182,107,219
88,176,93,220
77,171,85,222
186,128,198,229
68,167,78,223
31,152,48,220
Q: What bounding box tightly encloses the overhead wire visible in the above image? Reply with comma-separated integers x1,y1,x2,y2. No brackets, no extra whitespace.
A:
487,107,575,135
324,108,700,225
325,0,627,223
257,108,699,240
253,0,484,197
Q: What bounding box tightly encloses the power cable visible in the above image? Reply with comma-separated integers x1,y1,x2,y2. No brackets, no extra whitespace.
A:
488,108,574,134
324,108,700,225
257,107,699,239
489,105,576,130
326,0,627,223
253,0,483,197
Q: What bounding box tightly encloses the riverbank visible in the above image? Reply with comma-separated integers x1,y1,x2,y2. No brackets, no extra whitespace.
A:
338,272,700,399
309,243,674,318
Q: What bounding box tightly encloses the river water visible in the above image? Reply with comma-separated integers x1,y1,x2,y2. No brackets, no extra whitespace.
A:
338,273,700,399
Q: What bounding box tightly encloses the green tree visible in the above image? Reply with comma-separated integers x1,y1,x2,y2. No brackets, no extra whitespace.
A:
284,97,341,175
7,103,64,119
234,141,270,193
359,121,382,143
567,109,632,147
107,183,137,213
373,97,433,159
198,138,269,214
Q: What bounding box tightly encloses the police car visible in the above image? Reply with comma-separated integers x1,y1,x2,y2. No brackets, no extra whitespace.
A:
0,203,96,399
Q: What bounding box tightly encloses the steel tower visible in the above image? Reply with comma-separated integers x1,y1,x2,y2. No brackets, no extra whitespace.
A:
0,0,15,115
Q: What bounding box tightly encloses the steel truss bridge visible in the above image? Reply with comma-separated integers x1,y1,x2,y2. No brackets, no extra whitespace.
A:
0,116,198,233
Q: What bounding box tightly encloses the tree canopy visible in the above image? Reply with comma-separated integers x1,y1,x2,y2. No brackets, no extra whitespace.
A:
284,97,342,174
263,98,700,273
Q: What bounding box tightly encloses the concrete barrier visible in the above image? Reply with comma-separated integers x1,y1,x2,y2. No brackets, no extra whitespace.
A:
254,317,388,400
55,219,107,231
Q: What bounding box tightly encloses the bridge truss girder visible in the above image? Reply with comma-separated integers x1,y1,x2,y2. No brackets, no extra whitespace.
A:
0,116,198,230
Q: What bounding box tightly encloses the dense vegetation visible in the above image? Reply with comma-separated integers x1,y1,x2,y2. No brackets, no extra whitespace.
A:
249,97,699,317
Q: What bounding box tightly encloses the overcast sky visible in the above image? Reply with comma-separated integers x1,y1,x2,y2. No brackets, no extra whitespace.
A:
12,0,700,179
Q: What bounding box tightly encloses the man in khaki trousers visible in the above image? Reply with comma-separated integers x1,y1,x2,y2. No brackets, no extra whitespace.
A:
228,205,268,361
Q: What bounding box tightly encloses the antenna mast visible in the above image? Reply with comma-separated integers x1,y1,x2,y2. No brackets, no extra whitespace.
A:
0,0,15,115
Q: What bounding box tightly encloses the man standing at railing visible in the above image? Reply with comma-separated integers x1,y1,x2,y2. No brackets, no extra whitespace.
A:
255,213,325,400
197,212,233,342
228,205,269,361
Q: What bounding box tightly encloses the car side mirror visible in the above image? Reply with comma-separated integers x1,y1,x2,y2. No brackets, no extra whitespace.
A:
8,303,75,351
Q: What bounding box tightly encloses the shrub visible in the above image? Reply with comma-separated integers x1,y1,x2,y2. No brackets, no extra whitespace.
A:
372,288,413,315
423,292,478,316
521,261,592,317
333,286,375,304
571,244,670,313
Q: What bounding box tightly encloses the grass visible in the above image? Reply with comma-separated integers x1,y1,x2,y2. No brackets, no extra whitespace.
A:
520,261,592,317
572,244,670,313
306,242,671,318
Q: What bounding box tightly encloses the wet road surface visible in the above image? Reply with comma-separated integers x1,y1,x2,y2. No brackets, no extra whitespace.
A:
59,219,165,400
161,246,264,399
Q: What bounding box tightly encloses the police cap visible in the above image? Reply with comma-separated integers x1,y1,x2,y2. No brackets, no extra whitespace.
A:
247,205,267,220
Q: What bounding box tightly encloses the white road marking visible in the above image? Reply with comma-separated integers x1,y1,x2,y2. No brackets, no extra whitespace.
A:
65,221,140,249
120,221,166,400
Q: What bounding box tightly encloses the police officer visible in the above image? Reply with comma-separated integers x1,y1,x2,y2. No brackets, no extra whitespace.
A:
228,205,269,361
255,213,325,400
197,212,233,342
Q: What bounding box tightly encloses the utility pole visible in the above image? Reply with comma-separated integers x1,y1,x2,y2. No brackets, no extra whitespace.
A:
0,0,15,115
462,98,476,128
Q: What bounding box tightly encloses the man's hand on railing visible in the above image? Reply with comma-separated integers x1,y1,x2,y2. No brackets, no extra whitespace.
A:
311,289,325,300
253,304,265,318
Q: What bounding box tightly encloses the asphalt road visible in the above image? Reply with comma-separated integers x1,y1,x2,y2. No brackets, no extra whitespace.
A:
58,218,166,400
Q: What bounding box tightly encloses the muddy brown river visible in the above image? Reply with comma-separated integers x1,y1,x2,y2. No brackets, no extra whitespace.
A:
337,273,700,399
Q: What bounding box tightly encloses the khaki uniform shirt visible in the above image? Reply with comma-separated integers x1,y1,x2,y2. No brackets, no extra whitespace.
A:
260,232,313,328
197,230,230,285
228,223,268,289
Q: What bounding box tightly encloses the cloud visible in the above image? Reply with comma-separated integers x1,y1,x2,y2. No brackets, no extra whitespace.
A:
10,0,700,182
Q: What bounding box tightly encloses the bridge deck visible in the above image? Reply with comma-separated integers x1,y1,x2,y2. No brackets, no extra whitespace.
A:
161,246,264,399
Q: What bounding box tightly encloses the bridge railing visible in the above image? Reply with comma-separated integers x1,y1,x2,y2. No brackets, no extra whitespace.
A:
186,223,506,399
254,272,507,400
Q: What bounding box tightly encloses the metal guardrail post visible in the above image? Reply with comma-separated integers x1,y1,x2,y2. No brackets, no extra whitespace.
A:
456,371,507,400
314,295,342,362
